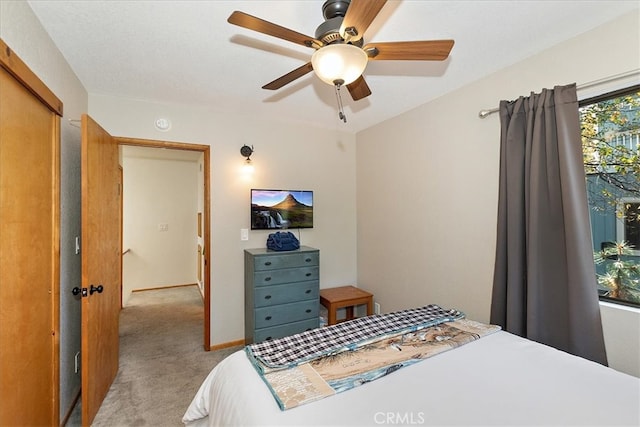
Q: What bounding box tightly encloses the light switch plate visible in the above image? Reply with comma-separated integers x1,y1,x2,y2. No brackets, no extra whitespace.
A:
240,228,249,241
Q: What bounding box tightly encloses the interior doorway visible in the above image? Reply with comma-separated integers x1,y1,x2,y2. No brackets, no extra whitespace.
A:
116,136,211,351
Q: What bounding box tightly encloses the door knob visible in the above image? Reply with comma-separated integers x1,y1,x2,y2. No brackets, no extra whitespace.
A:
72,285,102,297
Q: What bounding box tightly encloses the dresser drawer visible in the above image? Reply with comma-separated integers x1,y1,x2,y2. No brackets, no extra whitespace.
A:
254,266,319,286
254,280,319,307
253,252,319,271
254,318,319,343
254,299,319,329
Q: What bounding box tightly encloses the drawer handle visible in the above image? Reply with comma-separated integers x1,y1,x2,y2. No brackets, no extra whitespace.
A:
265,316,272,321
264,261,272,266
264,295,272,299
305,273,311,277
306,309,311,313
305,289,311,294
305,258,312,262
264,277,271,282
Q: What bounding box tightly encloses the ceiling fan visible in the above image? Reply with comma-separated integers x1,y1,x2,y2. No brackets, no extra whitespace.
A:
227,0,455,104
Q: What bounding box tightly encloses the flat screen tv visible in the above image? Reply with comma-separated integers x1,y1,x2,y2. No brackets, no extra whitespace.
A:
251,189,313,230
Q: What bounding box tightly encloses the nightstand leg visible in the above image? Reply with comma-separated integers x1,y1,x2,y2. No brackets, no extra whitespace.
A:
328,304,337,326
346,306,354,321
366,298,374,316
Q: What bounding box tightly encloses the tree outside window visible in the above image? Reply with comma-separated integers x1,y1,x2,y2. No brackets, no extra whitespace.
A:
580,86,640,307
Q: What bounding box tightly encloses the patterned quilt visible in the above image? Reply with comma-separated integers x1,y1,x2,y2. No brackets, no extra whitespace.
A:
245,305,501,410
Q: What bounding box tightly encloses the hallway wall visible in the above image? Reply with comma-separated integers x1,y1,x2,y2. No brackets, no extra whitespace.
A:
122,148,199,304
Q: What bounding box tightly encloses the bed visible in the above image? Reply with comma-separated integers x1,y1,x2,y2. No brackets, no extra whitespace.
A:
183,305,640,426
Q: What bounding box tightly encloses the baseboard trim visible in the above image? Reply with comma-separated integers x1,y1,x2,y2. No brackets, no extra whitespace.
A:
210,339,244,351
132,283,198,292
60,387,81,427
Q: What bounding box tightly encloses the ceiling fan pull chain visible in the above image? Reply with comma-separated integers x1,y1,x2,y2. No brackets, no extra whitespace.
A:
334,81,347,123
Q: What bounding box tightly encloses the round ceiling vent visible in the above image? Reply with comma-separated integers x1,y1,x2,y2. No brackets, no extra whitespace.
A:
154,117,171,131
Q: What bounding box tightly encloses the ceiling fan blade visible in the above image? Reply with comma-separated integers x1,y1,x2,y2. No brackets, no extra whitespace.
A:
340,0,387,43
228,11,322,49
347,75,372,101
262,62,314,90
364,40,455,61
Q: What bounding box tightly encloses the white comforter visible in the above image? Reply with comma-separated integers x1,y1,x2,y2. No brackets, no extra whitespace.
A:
183,331,640,426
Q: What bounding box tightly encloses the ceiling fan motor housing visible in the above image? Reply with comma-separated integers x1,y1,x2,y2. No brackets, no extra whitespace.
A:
316,0,362,47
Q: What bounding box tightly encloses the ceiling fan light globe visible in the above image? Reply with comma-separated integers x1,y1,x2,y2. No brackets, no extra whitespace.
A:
311,44,368,86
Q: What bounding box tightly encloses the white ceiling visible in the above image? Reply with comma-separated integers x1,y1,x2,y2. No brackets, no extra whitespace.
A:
28,0,640,134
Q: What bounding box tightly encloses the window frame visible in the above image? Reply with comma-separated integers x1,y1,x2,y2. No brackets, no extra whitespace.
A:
579,84,640,308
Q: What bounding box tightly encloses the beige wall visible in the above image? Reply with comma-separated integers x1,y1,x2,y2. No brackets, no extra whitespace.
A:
356,11,640,376
88,94,358,345
0,0,88,420
121,151,200,303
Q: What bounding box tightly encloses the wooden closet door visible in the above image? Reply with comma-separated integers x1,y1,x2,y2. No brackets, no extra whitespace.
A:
0,58,60,424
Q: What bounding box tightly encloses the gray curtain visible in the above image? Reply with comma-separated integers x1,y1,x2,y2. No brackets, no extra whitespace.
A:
490,83,608,365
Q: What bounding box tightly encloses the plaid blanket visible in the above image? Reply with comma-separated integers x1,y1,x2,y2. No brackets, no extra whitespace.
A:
246,304,463,370
249,318,502,410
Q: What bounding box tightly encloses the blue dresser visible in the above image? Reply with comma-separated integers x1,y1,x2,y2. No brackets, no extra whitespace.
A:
244,246,320,344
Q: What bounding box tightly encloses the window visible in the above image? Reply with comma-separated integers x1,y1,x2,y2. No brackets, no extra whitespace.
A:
580,86,640,307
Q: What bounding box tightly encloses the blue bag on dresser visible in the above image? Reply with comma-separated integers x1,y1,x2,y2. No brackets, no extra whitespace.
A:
266,231,300,251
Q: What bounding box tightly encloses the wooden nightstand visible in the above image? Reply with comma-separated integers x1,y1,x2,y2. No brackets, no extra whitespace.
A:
319,285,374,325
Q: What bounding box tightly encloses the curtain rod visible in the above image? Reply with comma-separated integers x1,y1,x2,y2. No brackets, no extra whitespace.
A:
478,68,640,119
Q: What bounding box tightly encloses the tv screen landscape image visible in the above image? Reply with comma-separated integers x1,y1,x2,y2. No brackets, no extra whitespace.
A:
251,189,313,230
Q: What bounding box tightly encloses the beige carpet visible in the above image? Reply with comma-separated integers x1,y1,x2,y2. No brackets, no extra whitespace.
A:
68,285,241,426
